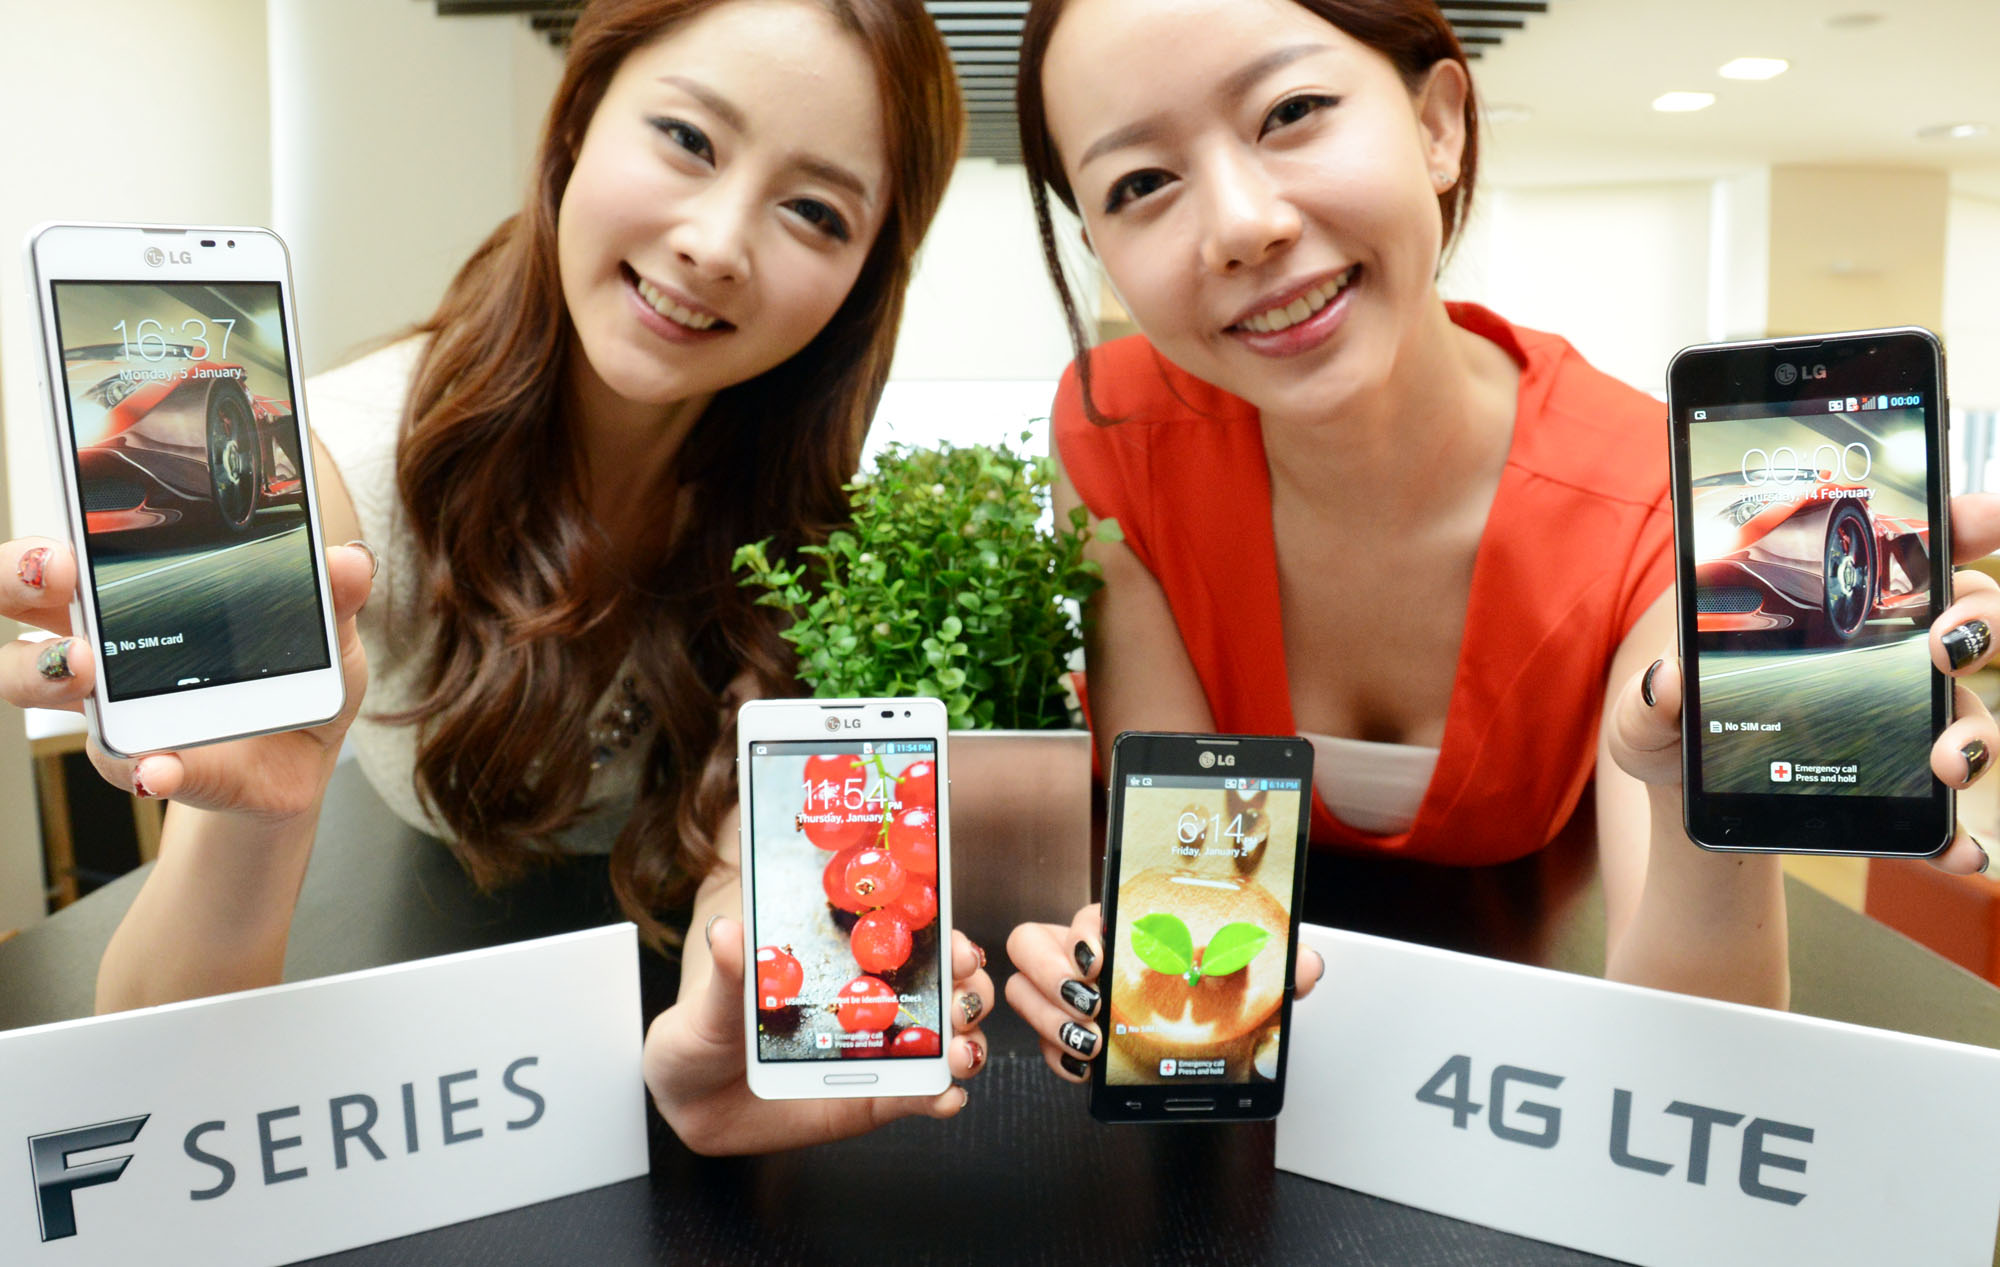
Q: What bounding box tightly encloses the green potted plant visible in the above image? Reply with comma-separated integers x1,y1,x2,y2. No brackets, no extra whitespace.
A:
734,434,1120,947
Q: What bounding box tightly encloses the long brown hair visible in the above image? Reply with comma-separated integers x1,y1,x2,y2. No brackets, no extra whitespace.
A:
1016,0,1477,421
392,0,962,947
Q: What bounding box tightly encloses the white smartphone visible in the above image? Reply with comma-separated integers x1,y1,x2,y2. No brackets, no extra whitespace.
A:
24,222,344,757
737,697,953,1101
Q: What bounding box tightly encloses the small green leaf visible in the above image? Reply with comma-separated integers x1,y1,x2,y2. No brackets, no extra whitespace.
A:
1197,922,1271,978
1129,913,1193,976
1095,517,1125,544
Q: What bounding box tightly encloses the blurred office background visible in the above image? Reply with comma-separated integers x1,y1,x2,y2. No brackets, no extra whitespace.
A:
1,1,1996,939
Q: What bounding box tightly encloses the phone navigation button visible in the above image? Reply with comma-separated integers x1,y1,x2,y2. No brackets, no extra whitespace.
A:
823,1073,880,1085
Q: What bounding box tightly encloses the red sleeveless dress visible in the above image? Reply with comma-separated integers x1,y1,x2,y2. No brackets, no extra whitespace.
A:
1057,304,1673,864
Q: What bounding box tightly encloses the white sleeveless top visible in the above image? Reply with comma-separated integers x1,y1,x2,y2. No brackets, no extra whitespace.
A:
1301,732,1439,836
309,338,645,853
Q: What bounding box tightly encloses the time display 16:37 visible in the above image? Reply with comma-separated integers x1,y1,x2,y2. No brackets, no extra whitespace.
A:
112,317,236,363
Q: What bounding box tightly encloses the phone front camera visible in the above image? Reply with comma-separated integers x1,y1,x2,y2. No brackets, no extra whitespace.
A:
1284,748,1294,759
226,239,236,247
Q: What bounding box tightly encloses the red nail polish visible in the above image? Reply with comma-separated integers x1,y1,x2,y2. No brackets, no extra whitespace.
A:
132,766,156,799
18,546,49,590
967,1041,985,1071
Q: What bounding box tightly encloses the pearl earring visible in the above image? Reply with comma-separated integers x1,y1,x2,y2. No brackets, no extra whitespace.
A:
1432,170,1452,188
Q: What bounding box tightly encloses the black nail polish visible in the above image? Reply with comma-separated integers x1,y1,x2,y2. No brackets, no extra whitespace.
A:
1641,658,1663,708
1964,739,1991,783
1976,837,1993,877
960,991,983,1027
1058,1021,1098,1057
36,639,73,681
1073,940,1096,975
1059,978,1099,1017
1943,619,1992,671
1059,1054,1089,1080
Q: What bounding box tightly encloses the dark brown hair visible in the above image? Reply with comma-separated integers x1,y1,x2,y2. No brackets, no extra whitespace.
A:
392,0,962,947
1016,0,1478,420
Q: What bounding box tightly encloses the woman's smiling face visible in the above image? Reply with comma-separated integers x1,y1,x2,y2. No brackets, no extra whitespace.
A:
1042,0,1468,421
557,0,890,411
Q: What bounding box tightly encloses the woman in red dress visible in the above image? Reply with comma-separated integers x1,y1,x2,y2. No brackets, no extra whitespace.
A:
1004,0,2000,1080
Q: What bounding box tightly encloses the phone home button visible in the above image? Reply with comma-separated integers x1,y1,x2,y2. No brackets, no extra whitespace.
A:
1164,1098,1215,1113
823,1073,879,1086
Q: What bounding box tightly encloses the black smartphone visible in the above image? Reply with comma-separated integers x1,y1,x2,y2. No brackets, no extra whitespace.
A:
1667,327,1952,856
1090,732,1313,1123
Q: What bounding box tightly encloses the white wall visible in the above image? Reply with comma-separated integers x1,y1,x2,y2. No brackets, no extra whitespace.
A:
0,0,273,541
1945,193,2000,411
269,0,563,374
890,159,1085,383
1467,182,1714,396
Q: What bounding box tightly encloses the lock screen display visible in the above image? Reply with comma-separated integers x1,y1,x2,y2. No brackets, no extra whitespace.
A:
1105,773,1301,1086
48,280,327,701
745,739,943,1062
1686,397,1935,798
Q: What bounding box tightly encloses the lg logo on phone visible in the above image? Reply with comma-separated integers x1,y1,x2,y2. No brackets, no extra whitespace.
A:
824,716,862,732
142,247,190,268
1198,751,1235,769
1775,363,1827,386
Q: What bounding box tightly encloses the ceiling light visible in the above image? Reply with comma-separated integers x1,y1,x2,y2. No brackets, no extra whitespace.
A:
1916,121,1992,141
1652,92,1717,113
1719,58,1789,81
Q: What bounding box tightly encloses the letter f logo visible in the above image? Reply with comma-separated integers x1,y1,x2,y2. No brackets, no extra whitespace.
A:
28,1115,148,1241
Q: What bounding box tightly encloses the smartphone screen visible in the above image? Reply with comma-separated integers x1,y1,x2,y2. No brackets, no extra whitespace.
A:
1097,734,1312,1119
743,739,944,1063
1673,329,1951,855
1685,397,1934,797
46,280,328,701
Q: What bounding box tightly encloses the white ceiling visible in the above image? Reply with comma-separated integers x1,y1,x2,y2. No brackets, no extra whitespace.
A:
1473,0,2000,198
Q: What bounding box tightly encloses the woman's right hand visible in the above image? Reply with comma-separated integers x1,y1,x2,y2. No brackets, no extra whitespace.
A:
2,536,377,821
1004,903,1327,1082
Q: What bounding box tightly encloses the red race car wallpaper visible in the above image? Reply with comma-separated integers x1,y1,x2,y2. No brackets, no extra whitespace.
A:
50,280,327,700
1691,467,1931,646
63,341,303,541
1685,407,1935,799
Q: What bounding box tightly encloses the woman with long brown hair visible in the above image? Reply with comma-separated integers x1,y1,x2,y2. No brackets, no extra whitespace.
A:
1,0,990,1153
1002,0,2000,1081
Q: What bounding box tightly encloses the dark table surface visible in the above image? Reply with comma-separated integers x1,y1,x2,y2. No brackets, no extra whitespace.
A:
6,764,1999,1266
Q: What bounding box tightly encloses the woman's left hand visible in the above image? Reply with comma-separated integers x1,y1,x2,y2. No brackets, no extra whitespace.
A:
1608,491,2000,877
643,918,993,1156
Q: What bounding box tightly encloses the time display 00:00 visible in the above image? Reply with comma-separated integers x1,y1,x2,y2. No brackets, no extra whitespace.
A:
1740,442,1870,485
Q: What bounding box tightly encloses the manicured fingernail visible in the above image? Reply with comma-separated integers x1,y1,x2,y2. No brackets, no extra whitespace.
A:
976,943,987,970
1943,619,1992,671
1641,659,1664,708
1060,978,1099,1017
343,539,380,579
959,991,982,1027
36,639,74,681
17,546,50,590
957,1084,971,1108
1964,739,1991,784
1059,1053,1089,1080
964,1040,986,1072
132,762,156,800
1058,1021,1098,1056
1976,837,1993,876
1073,940,1096,975
703,912,723,951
